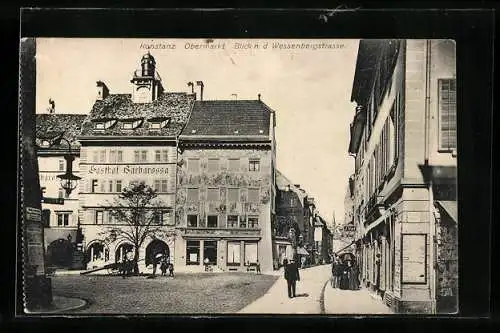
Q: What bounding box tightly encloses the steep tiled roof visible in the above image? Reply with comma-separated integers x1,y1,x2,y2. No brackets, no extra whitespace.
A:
276,170,307,203
35,114,87,149
80,92,195,137
180,100,272,138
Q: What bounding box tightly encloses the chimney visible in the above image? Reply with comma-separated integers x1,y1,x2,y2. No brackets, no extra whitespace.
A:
187,82,194,94
258,93,261,101
196,81,204,101
47,98,55,114
96,81,109,100
294,184,300,189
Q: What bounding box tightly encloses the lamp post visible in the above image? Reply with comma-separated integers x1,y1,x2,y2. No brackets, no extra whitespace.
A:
51,136,81,197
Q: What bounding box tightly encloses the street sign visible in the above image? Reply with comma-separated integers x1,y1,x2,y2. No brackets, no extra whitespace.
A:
343,224,356,232
25,207,41,222
42,197,65,205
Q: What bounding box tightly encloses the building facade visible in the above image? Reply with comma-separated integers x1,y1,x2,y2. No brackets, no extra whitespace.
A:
348,40,457,314
36,113,87,270
175,99,277,273
77,53,195,272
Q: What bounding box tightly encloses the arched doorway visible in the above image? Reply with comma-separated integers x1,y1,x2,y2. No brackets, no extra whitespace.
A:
115,243,134,263
145,239,170,266
85,241,109,268
47,238,73,268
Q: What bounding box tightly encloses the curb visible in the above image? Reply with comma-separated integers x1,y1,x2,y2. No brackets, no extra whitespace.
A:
26,296,89,314
319,278,330,314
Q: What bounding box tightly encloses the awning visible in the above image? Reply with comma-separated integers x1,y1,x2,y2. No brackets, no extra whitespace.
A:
436,200,458,223
296,247,309,256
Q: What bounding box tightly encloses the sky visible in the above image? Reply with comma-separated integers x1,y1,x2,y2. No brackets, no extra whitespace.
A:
35,38,359,226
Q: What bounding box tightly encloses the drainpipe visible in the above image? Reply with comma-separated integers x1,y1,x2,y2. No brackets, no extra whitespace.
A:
424,40,431,164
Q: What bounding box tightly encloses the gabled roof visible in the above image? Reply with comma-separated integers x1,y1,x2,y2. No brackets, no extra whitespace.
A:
276,170,308,203
80,92,195,137
35,114,87,150
180,100,272,139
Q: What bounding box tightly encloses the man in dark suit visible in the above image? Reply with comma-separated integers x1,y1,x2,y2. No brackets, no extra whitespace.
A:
284,258,300,298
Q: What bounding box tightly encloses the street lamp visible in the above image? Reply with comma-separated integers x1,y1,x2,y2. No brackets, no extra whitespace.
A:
51,136,81,196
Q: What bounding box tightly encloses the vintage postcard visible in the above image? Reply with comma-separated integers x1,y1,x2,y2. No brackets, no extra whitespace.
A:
19,37,458,315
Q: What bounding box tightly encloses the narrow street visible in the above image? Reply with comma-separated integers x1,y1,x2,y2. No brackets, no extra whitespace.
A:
239,264,393,314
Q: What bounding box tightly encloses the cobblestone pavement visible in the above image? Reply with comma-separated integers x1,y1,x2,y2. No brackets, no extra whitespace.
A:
51,273,277,314
239,265,331,314
323,283,394,314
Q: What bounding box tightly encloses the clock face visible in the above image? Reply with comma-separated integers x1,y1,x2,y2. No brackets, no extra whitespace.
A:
136,86,151,103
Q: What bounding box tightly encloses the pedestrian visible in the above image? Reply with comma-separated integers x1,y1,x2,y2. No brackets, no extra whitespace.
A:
284,258,300,298
256,260,261,274
339,259,349,290
121,257,129,279
331,257,342,288
168,263,174,277
160,257,168,276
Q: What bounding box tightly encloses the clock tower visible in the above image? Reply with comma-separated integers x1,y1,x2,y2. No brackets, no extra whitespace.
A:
131,52,164,103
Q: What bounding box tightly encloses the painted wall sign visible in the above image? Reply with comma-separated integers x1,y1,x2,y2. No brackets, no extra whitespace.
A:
26,206,42,222
88,165,169,175
402,234,427,284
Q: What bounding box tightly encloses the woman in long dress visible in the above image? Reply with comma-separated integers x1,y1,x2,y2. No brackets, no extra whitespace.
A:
339,260,350,290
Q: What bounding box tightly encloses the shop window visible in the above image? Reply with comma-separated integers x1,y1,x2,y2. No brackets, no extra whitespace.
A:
56,212,70,226
207,188,219,201
248,188,260,203
187,188,199,202
207,215,218,228
203,241,218,265
186,240,200,265
187,159,200,173
248,216,259,228
438,79,457,151
227,242,241,266
249,159,260,172
187,214,198,227
244,242,258,265
228,158,240,171
227,188,239,202
227,215,238,228
207,159,219,172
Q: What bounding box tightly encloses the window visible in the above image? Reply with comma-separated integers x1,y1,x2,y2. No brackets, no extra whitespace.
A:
109,150,116,163
188,159,200,173
58,160,65,171
100,180,106,193
134,151,140,162
141,150,147,162
150,119,169,129
228,158,240,171
203,241,218,265
123,119,143,129
58,188,64,199
57,213,70,226
249,159,260,171
207,159,219,172
161,179,168,193
227,188,239,202
438,79,457,151
116,180,122,193
239,216,247,228
153,180,161,192
248,216,259,228
186,240,200,265
91,179,98,193
227,215,238,228
117,150,123,162
187,188,199,202
207,215,218,228
207,188,219,201
92,151,99,163
248,188,260,203
99,150,106,163
155,150,161,162
244,242,258,265
95,211,103,224
187,214,198,227
108,180,114,193
162,150,168,162
227,242,241,266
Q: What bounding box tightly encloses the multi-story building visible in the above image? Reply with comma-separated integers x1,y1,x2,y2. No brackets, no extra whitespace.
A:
348,39,457,314
36,112,87,270
175,98,277,273
77,53,195,272
313,214,333,264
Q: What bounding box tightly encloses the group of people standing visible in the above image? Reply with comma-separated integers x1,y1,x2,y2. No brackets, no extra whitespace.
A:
331,253,360,290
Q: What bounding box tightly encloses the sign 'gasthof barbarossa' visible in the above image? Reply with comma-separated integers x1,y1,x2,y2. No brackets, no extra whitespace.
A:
87,165,169,175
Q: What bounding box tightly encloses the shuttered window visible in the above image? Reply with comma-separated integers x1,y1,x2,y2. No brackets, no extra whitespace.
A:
439,79,457,151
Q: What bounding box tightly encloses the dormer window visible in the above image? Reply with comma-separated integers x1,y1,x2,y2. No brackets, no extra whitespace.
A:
149,118,170,130
94,119,117,130
122,119,143,130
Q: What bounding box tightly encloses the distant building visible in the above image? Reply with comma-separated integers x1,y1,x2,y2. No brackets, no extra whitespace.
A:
175,98,277,273
36,112,87,270
348,40,457,314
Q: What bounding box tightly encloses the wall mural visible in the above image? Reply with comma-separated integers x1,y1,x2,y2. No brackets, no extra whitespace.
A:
175,149,272,227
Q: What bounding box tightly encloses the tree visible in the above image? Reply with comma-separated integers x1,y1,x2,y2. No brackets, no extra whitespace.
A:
99,181,176,275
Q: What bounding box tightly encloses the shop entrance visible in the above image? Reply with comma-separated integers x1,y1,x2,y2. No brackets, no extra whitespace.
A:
145,239,170,266
203,240,218,265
